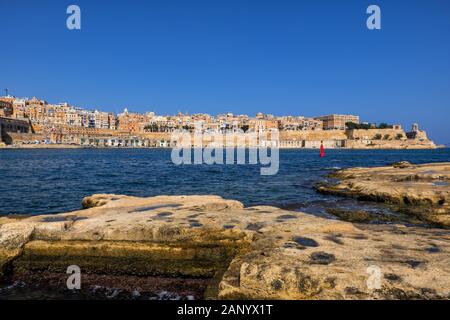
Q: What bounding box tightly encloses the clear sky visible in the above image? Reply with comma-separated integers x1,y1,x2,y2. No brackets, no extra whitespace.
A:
2,0,450,144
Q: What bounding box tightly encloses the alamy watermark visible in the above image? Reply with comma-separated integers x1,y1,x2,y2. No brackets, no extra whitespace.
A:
66,265,81,290
366,265,382,290
66,5,81,30
66,4,380,31
367,5,381,30
170,123,279,175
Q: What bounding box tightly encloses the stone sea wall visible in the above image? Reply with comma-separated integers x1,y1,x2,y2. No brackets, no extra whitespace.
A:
2,128,437,149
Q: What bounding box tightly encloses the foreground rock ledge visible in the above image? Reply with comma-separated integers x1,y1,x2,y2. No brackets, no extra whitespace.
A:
1,194,450,299
317,162,450,227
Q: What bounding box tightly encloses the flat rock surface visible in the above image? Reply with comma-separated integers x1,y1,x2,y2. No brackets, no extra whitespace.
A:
1,194,449,299
317,162,450,227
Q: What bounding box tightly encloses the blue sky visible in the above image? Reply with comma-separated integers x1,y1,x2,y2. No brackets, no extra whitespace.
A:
2,0,450,144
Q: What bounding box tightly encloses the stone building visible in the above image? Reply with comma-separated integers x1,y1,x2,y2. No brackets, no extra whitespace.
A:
279,116,323,131
0,117,31,144
0,100,13,117
117,108,148,133
248,119,279,132
315,114,360,130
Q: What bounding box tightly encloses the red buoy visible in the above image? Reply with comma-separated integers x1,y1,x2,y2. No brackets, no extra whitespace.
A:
320,141,325,157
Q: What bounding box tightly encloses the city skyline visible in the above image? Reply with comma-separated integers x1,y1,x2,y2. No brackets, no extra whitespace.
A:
1,93,357,131
2,91,436,151
0,89,440,144
3,0,450,143
2,91,362,119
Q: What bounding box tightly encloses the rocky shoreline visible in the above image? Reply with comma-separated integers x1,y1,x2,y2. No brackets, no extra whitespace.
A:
316,162,450,228
1,193,449,300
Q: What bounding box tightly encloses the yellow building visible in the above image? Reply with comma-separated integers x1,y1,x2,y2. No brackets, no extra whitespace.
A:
0,100,13,117
315,114,360,130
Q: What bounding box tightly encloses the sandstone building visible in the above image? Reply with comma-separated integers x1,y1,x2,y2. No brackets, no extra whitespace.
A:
315,114,360,130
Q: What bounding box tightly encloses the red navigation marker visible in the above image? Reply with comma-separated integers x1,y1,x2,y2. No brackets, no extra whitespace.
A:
320,141,325,158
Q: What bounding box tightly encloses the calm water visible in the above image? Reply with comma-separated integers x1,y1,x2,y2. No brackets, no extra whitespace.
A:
0,148,449,221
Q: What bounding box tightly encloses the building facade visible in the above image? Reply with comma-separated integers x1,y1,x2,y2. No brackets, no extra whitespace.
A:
315,114,360,130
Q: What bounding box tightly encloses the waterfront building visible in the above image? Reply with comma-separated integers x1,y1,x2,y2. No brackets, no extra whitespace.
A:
108,113,117,130
64,108,83,127
0,100,13,117
12,98,27,118
315,114,360,130
279,116,323,131
117,108,148,133
249,119,279,132
0,117,31,144
93,110,110,129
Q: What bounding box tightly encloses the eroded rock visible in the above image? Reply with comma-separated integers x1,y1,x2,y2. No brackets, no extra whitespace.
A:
392,161,412,169
0,194,449,300
317,162,450,227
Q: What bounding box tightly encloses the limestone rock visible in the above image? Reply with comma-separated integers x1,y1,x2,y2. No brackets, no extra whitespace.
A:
1,194,449,299
81,194,127,209
392,161,412,168
317,162,450,227
0,221,36,277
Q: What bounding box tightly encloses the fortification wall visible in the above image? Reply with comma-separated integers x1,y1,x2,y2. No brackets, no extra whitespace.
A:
140,132,172,140
347,129,406,140
345,138,436,149
3,127,437,149
280,130,347,141
7,132,46,144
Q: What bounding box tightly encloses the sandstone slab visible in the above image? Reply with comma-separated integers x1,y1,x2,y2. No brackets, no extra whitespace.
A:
1,194,449,299
316,162,450,227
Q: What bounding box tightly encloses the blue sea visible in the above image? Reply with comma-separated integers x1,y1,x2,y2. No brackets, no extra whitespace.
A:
0,148,449,222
